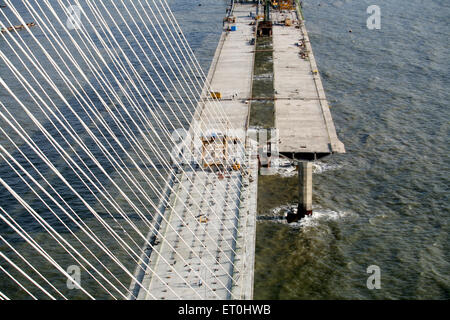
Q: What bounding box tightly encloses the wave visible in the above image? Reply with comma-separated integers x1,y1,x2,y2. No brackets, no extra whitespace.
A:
274,159,344,177
258,204,356,228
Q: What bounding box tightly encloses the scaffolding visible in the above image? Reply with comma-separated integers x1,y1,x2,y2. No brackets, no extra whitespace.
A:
272,0,294,10
201,134,241,170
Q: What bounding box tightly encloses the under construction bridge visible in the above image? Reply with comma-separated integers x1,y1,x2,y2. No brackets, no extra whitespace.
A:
0,0,343,300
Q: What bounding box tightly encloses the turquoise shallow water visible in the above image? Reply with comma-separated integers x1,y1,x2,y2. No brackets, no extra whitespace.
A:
0,0,448,299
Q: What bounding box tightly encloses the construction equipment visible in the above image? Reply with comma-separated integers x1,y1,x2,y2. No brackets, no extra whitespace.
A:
279,0,294,10
232,162,241,171
257,0,273,37
201,133,241,170
201,133,228,168
210,91,222,99
1,22,35,33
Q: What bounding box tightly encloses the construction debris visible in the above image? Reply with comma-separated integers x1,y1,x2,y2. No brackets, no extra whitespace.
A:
1,22,36,33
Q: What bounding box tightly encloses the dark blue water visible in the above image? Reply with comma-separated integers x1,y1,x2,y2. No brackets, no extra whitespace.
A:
0,0,227,299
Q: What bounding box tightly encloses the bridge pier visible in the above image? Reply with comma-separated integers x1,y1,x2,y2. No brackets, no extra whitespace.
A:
298,161,312,217
285,161,313,223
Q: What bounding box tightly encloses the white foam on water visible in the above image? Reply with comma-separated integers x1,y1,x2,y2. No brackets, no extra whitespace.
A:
273,159,344,177
262,204,356,229
272,158,297,177
312,161,344,174
297,207,356,228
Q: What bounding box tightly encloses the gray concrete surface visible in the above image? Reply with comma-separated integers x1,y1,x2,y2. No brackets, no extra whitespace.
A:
131,3,258,300
132,2,346,300
272,10,345,157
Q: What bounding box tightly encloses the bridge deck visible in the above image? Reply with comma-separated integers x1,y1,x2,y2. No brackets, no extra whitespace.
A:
196,4,255,138
132,2,345,300
132,3,257,300
272,10,345,158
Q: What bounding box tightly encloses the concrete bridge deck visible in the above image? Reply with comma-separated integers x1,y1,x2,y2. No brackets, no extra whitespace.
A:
131,1,345,299
196,3,255,139
131,3,257,300
272,10,345,159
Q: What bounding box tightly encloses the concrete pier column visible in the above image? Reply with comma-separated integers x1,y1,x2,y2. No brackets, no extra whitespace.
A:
297,161,312,217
